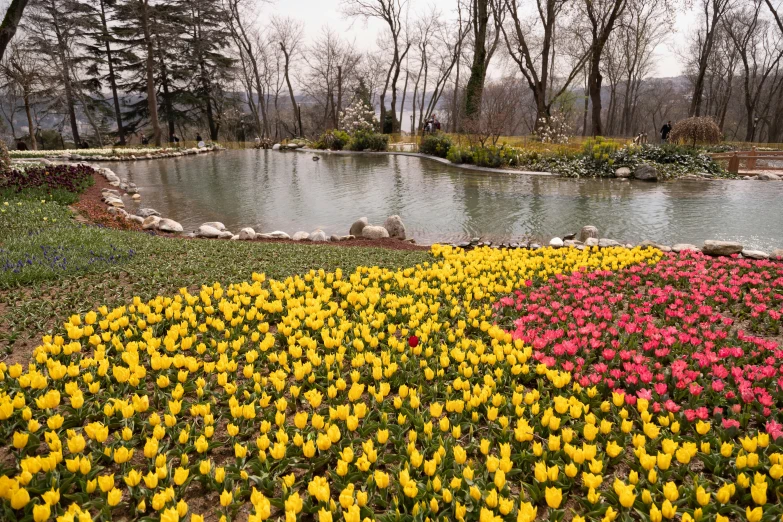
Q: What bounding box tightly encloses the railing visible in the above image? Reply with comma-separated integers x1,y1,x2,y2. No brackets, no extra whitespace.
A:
710,148,783,175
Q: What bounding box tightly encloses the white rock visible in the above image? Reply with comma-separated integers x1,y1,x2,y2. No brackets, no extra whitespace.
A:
579,226,599,242
197,225,222,238
672,243,699,253
292,231,310,241
585,238,599,247
142,216,161,230
703,240,743,256
137,208,160,218
598,238,621,248
218,231,234,239
741,249,769,260
131,193,141,200
384,215,406,239
256,231,291,240
310,230,328,242
238,227,256,240
362,226,389,239
158,218,183,233
350,217,368,237
105,197,124,208
129,215,144,224
549,237,564,247
272,144,281,150
201,221,226,231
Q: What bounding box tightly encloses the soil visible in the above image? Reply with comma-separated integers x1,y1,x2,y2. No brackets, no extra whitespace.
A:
75,172,431,251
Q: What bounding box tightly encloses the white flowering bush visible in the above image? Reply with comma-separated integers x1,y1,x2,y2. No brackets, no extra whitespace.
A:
534,111,572,144
8,147,213,159
339,100,378,136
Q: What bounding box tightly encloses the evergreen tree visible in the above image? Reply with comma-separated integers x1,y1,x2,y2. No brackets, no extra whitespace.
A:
178,0,235,140
78,0,127,144
26,0,84,144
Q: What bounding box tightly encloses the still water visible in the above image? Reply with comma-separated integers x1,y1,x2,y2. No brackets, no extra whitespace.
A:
111,150,783,250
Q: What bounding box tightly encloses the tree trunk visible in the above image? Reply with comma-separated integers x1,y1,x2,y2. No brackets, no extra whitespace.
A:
464,0,489,120
336,65,343,129
280,43,298,137
582,67,589,137
399,69,408,131
200,59,218,140
451,41,461,132
588,51,604,136
140,0,161,146
23,90,36,150
46,0,80,143
0,0,29,62
388,43,407,133
155,31,175,139
99,0,124,145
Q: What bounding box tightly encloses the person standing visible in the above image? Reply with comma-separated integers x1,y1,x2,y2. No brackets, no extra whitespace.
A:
660,120,672,143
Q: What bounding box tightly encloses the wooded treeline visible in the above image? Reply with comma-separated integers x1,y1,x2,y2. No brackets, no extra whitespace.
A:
1,0,782,148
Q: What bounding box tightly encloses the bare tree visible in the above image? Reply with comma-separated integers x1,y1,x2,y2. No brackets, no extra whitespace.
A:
225,0,271,137
502,0,589,129
1,41,41,148
410,5,469,132
724,0,783,141
584,0,628,136
302,27,360,132
764,0,783,34
342,0,409,132
617,0,669,135
272,16,303,137
689,0,734,117
463,0,503,121
463,77,520,146
27,0,84,144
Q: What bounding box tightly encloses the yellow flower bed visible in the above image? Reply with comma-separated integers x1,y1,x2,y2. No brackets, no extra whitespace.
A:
3,245,766,522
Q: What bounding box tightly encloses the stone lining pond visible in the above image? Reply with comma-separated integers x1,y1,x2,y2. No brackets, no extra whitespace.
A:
111,149,783,250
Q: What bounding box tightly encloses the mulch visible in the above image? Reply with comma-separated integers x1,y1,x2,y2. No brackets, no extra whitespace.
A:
74,173,431,251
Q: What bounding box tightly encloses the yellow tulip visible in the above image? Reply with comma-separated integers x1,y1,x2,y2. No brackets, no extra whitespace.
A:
33,503,51,522
10,488,30,510
544,487,562,509
220,489,233,507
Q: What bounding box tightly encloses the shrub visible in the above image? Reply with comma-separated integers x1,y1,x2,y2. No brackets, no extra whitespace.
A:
348,130,389,152
313,130,350,151
533,110,572,144
419,133,453,158
0,142,10,174
669,116,722,147
339,99,378,135
446,146,470,164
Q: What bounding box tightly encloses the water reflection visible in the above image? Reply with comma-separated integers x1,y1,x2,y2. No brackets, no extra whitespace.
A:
110,150,783,250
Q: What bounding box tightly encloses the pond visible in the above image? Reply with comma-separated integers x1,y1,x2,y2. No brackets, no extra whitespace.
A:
111,150,783,251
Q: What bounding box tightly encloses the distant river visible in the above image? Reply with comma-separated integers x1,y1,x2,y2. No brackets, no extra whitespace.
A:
110,150,783,251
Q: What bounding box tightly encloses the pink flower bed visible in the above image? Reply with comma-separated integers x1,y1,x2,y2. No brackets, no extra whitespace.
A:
499,251,783,434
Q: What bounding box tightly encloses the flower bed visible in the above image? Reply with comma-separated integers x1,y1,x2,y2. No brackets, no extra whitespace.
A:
10,148,176,159
0,164,95,204
0,245,782,522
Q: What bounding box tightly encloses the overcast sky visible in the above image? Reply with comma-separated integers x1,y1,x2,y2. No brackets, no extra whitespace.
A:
275,0,697,79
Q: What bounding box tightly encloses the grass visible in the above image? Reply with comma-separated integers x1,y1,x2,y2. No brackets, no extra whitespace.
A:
0,197,432,359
